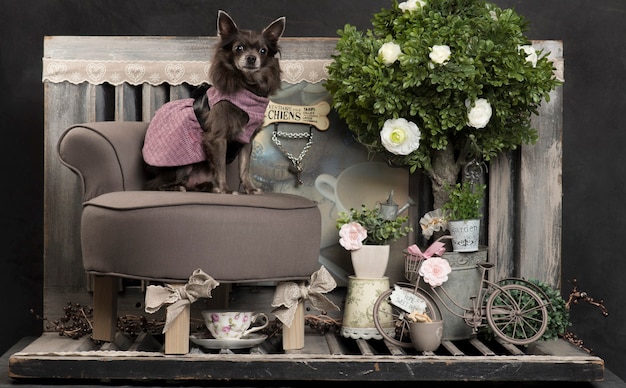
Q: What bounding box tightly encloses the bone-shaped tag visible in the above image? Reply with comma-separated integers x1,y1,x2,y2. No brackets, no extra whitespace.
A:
264,101,330,131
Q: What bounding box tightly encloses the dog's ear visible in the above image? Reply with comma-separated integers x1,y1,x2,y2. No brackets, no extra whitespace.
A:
262,16,286,45
217,10,238,38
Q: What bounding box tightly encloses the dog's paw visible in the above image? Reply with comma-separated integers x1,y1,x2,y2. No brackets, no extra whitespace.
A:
244,187,263,195
211,187,234,194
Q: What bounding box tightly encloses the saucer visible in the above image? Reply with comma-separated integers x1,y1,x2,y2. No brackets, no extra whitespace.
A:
189,334,268,350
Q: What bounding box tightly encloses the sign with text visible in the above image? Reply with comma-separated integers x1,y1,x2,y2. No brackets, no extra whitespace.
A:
389,285,428,314
264,101,330,130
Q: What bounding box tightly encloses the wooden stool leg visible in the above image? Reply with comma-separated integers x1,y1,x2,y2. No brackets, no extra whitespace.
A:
283,300,305,350
92,275,118,342
164,303,190,354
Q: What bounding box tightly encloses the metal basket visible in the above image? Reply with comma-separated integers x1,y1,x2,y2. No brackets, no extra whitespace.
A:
404,252,424,283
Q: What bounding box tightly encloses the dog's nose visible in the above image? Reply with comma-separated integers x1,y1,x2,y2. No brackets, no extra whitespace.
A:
246,56,257,65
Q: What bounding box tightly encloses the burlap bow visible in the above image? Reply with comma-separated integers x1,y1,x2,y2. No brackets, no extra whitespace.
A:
271,266,340,328
145,268,219,333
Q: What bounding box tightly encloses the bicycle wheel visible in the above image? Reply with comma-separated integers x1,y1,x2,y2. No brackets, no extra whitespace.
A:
373,285,441,348
485,283,549,345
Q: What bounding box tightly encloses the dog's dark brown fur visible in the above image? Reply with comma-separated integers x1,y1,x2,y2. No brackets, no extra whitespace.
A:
144,11,285,193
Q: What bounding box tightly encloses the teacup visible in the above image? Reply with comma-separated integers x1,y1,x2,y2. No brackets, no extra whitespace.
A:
202,310,269,339
315,161,409,217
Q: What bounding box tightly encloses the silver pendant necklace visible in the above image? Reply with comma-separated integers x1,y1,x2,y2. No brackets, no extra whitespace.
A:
271,124,314,187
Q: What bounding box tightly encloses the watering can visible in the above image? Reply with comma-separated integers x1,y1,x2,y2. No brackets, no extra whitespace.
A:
378,190,415,221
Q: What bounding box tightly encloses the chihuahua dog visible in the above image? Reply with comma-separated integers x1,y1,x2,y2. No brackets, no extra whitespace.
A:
142,11,285,193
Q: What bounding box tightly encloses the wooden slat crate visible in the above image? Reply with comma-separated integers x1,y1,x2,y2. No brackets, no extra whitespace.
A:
8,331,603,382
10,285,604,383
20,35,594,384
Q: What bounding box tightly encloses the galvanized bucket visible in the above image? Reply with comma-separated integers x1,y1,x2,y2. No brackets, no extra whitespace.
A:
425,248,487,340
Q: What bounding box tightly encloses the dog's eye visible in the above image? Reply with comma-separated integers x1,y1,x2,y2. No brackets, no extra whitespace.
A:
235,45,244,52
259,48,267,55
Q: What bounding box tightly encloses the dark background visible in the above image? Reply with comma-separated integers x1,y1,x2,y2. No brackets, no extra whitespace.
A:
1,0,625,381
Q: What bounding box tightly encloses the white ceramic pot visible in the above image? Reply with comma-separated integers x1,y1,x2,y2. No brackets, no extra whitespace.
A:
350,245,390,278
448,219,480,252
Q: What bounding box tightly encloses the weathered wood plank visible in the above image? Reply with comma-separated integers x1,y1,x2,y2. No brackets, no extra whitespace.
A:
115,84,141,121
488,151,516,282
169,84,192,101
384,341,407,356
43,82,96,292
9,349,604,382
9,331,604,383
43,36,340,62
469,338,496,356
324,332,344,355
355,339,375,356
496,338,525,355
15,333,97,354
142,83,168,121
517,40,563,288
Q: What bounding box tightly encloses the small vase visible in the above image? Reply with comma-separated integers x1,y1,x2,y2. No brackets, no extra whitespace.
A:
341,276,394,340
350,245,390,278
447,219,480,252
409,320,444,352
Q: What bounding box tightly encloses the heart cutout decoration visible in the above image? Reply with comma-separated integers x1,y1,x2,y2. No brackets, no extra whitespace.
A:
283,62,304,83
47,62,67,79
125,63,146,84
165,63,185,83
86,62,106,83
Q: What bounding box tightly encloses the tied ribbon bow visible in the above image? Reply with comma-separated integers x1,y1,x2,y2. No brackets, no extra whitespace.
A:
407,236,451,260
145,268,219,333
271,266,340,328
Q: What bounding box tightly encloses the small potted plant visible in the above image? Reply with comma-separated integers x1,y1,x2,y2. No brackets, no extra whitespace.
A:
441,182,486,252
337,205,412,278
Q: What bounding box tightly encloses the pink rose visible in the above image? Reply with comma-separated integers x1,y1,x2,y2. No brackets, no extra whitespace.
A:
339,222,368,250
419,257,452,287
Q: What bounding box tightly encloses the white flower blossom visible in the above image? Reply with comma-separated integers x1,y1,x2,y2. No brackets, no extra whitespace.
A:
380,118,421,155
466,98,493,129
429,45,451,65
518,45,538,68
419,209,448,239
399,0,426,13
378,42,402,65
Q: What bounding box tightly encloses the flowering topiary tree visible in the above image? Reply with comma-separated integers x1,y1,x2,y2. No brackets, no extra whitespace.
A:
324,0,562,209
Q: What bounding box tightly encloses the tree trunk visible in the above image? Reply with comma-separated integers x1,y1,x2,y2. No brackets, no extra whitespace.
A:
428,143,462,209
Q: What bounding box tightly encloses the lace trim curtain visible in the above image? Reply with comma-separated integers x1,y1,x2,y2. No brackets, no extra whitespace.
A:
42,58,332,86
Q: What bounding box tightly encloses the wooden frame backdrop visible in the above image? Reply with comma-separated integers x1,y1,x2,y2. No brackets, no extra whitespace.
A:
43,36,562,327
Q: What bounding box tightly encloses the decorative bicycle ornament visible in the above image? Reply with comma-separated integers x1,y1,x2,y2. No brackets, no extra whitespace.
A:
373,237,552,348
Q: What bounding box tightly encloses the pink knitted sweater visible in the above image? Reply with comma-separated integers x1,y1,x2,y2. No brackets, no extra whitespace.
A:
142,88,269,167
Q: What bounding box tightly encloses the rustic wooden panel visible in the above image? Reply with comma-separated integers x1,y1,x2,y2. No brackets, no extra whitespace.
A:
115,84,141,121
43,82,96,290
43,36,339,61
142,83,167,121
518,41,564,288
488,151,517,282
169,84,192,101
42,36,563,330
